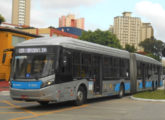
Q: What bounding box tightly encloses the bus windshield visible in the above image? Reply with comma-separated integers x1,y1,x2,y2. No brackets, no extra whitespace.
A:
13,54,55,79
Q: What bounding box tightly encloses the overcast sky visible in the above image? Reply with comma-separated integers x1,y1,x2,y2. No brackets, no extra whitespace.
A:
0,0,165,42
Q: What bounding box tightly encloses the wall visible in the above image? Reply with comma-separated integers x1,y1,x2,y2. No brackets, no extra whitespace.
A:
0,31,34,81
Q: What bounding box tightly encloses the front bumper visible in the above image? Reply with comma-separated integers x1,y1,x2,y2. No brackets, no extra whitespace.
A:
10,86,58,102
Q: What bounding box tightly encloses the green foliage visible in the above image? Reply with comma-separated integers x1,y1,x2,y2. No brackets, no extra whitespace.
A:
0,14,5,24
133,90,165,99
139,37,165,61
125,44,136,52
145,53,160,61
79,29,122,49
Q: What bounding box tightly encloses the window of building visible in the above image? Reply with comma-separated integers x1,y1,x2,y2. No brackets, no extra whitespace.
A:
12,36,26,47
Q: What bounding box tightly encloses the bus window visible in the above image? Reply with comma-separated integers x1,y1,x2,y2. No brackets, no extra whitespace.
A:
72,52,81,78
81,53,92,78
111,57,120,79
137,62,142,79
92,55,100,77
26,63,31,73
56,49,72,83
59,49,72,74
13,55,55,79
103,57,111,79
119,59,129,79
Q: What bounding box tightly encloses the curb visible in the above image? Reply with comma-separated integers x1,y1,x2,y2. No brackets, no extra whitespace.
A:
158,87,165,90
130,96,165,102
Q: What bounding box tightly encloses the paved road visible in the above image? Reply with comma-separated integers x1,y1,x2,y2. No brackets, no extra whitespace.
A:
0,92,165,120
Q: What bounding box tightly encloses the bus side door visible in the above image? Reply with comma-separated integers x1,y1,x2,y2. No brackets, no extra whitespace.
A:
58,49,74,101
92,55,102,94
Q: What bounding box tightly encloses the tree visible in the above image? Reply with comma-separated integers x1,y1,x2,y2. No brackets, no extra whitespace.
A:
139,37,165,61
0,14,5,24
125,44,136,52
79,29,122,49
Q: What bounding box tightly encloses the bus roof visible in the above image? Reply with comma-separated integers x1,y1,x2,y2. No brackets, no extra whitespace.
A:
135,53,161,65
16,37,130,59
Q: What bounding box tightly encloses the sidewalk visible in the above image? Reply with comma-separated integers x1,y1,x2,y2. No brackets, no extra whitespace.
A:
0,81,9,91
130,96,165,102
158,86,164,90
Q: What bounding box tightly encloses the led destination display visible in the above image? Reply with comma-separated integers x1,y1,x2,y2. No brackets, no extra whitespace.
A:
18,48,47,53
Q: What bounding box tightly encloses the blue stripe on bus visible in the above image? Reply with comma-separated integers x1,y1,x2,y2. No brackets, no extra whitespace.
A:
114,83,130,92
139,82,143,89
114,83,120,92
160,81,163,86
145,81,152,88
11,81,42,89
124,83,130,91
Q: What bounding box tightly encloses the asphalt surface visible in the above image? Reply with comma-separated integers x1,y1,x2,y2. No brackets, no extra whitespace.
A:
0,92,165,120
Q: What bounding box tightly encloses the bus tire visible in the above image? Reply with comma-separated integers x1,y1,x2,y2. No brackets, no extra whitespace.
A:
37,101,49,106
118,84,124,98
74,86,86,106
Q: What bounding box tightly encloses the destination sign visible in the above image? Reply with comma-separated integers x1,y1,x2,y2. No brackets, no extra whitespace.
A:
18,48,47,53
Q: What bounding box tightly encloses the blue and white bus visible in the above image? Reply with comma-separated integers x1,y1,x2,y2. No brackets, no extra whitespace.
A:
10,37,163,105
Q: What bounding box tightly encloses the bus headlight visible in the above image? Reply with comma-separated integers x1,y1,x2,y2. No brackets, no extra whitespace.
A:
41,81,54,88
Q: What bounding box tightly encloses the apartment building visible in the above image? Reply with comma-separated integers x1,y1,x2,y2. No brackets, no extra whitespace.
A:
141,23,154,43
59,14,85,30
12,0,30,26
113,12,153,51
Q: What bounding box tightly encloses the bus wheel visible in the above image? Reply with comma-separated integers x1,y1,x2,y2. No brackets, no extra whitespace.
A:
118,84,124,98
74,86,86,106
37,101,49,106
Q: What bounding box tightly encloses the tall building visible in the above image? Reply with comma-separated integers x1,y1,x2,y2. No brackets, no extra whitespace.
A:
112,12,154,51
12,0,31,26
113,12,142,51
65,14,75,27
141,23,154,42
109,25,114,33
59,14,85,30
76,18,85,30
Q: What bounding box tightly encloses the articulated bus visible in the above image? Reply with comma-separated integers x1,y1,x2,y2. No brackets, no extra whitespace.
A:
10,37,163,105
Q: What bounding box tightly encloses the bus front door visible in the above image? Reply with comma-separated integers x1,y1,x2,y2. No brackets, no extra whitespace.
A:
93,56,102,94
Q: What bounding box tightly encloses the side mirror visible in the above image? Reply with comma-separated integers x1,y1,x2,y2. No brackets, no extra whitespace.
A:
2,53,6,64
